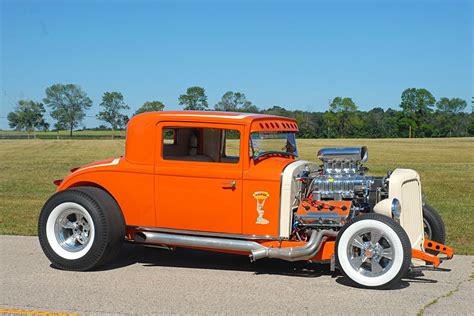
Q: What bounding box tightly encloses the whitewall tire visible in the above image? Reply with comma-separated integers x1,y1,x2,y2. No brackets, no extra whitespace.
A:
38,187,125,271
46,202,95,260
335,213,411,289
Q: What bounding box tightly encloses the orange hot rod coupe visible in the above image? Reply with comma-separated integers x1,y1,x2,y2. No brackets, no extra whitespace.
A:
38,111,453,288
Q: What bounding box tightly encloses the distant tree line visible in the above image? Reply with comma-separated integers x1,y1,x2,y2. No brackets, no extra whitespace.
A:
7,84,472,138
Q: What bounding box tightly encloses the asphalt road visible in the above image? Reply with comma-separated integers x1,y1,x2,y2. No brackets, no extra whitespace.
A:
1,235,472,315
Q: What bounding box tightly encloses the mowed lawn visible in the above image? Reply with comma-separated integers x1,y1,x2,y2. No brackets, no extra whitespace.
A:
0,138,473,254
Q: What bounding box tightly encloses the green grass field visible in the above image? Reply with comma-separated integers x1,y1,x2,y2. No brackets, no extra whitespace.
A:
0,138,472,254
0,130,126,139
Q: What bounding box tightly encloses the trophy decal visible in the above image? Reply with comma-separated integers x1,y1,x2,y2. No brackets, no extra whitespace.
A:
253,191,270,225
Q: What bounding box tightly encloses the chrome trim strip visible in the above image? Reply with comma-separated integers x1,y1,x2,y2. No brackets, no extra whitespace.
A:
128,226,278,241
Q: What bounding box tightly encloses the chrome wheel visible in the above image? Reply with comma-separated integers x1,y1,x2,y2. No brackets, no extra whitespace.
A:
346,228,394,277
54,207,92,252
46,201,95,260
337,214,410,288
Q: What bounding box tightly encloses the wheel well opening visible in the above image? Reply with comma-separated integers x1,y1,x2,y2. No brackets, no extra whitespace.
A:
69,182,124,217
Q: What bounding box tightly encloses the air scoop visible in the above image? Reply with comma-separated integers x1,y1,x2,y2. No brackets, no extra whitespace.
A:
317,146,368,163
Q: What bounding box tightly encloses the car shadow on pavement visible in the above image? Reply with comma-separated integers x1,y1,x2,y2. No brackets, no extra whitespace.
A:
99,243,333,278
97,243,441,290
334,270,438,290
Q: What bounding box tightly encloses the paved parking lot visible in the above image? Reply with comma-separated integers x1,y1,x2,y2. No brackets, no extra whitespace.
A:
1,235,472,315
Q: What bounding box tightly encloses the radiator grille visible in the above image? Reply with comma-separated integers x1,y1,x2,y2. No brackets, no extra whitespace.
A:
401,179,423,248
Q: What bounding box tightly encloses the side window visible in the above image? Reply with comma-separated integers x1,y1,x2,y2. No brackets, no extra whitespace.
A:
221,130,240,163
162,127,240,163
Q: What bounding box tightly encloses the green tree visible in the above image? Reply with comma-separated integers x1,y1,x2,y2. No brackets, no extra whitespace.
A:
434,98,468,137
384,108,403,137
43,84,92,136
310,112,327,138
294,111,317,138
134,101,165,115
328,97,359,138
178,86,208,110
399,88,436,137
469,112,474,136
215,91,259,113
96,92,129,138
436,97,467,114
362,107,385,138
7,100,49,139
263,106,291,117
322,111,338,138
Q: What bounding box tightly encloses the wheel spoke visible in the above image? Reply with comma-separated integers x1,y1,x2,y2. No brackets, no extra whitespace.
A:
351,235,365,249
62,220,75,230
371,258,383,274
370,229,383,246
380,247,393,260
82,231,89,242
53,204,94,253
61,234,76,247
83,222,90,231
351,255,367,270
75,213,84,223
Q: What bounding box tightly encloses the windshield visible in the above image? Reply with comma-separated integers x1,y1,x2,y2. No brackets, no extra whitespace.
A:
250,132,298,159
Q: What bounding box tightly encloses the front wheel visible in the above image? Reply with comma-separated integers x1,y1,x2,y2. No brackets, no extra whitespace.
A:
335,213,412,289
423,203,446,255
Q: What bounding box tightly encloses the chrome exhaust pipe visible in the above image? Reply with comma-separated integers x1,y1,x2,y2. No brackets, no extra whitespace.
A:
249,230,338,262
133,229,336,262
134,231,265,253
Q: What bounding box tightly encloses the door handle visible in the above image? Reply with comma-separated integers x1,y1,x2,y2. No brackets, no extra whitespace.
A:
222,180,236,189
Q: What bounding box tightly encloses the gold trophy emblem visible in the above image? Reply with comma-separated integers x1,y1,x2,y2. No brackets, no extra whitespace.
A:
253,191,270,224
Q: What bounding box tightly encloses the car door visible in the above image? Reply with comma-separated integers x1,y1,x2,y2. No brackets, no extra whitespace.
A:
154,122,243,234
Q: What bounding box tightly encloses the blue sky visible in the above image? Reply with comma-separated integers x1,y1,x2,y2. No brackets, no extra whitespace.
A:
0,0,472,129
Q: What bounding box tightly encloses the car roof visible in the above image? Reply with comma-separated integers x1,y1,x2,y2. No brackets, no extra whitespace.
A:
126,111,298,164
132,111,296,124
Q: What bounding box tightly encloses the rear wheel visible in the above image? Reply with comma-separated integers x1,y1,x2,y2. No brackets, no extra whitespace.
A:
423,203,446,255
335,213,412,289
38,186,125,271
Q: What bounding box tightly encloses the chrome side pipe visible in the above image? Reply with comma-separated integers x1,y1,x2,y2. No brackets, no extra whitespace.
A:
133,229,337,262
134,231,265,253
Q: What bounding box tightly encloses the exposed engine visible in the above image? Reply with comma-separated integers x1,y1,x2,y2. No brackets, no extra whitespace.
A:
292,147,389,239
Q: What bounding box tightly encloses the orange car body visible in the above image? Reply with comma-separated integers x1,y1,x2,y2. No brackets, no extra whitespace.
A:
55,111,452,265
55,112,324,253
